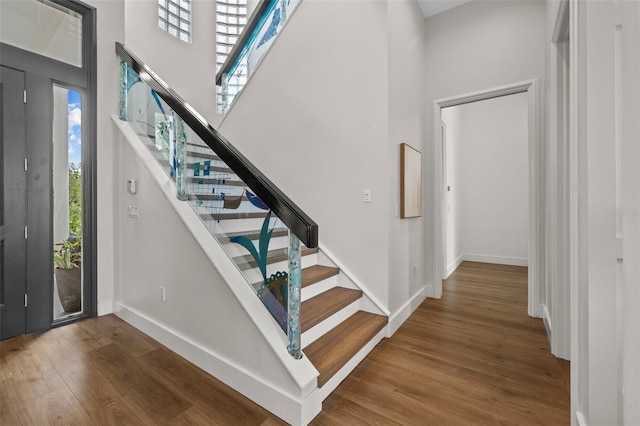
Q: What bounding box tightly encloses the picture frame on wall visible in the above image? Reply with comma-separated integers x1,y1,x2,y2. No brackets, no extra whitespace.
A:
400,143,422,218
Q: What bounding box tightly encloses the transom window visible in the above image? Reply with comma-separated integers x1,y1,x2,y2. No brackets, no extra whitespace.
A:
216,0,248,113
159,0,191,43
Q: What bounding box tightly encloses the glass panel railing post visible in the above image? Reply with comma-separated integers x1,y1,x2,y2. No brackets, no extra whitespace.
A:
287,232,302,359
119,59,127,120
174,114,188,200
221,72,229,114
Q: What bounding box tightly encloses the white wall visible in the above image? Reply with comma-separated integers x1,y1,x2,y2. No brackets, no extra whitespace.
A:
85,0,125,315
387,0,429,323
218,0,391,309
124,0,219,124
442,93,529,268
424,0,546,290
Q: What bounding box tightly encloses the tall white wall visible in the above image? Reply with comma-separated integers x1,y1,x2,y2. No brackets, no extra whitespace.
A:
218,0,391,309
124,0,219,124
86,0,125,315
387,0,429,325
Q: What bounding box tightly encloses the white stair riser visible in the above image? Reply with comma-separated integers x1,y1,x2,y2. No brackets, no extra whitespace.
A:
240,254,318,284
191,203,267,215
301,275,339,301
301,298,361,349
204,218,286,234
221,235,290,258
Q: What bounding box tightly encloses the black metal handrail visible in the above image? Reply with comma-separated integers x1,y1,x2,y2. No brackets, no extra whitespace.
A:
116,42,318,248
215,0,272,86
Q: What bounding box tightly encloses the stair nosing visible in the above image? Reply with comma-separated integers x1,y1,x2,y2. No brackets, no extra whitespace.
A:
304,311,387,388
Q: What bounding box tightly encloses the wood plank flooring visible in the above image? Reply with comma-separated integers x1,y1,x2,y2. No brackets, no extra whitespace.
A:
0,261,569,425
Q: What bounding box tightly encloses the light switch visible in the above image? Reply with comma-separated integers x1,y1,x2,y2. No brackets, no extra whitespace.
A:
128,179,137,194
363,189,372,203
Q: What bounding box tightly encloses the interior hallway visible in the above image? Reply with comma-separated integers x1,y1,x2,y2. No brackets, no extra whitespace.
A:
0,262,569,425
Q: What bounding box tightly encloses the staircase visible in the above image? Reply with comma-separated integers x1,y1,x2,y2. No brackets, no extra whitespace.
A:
135,127,387,401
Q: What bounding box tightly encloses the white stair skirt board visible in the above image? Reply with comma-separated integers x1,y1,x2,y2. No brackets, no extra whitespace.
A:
301,298,361,349
446,254,464,278
387,285,428,337
301,275,339,301
462,253,529,267
316,326,387,402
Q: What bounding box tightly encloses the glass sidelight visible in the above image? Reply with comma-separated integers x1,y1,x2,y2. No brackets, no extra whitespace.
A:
52,85,83,320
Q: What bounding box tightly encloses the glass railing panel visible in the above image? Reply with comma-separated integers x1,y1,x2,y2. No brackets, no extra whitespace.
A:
220,0,301,113
118,57,301,355
120,61,177,182
181,125,298,341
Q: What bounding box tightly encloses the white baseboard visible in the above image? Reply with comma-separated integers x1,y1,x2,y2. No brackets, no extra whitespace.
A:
462,253,529,267
576,411,588,426
97,300,114,316
387,285,428,337
446,254,464,278
113,302,320,426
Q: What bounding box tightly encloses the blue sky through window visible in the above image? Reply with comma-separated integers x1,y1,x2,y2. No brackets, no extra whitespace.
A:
67,90,82,168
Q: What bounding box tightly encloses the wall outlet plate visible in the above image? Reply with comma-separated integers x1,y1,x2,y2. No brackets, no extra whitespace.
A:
128,205,140,218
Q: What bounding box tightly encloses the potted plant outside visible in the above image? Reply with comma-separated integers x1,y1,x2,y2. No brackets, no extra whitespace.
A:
54,238,82,313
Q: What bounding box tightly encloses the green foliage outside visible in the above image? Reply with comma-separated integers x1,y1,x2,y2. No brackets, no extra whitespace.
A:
69,165,82,237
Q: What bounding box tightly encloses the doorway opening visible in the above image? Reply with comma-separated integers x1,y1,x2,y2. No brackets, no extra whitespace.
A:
432,80,543,318
441,92,529,279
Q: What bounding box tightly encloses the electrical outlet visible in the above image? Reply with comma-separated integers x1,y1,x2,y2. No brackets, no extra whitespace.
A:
413,265,418,278
128,205,140,218
160,286,166,302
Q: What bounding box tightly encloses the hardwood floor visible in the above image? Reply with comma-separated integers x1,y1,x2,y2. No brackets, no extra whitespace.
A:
0,261,569,425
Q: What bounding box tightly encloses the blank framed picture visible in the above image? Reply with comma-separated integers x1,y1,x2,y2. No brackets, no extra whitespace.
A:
400,143,422,218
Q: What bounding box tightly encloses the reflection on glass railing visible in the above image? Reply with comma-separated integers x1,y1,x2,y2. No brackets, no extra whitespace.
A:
221,0,300,113
119,60,302,357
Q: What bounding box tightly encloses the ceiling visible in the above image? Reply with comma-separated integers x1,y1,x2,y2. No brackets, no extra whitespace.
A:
417,0,472,18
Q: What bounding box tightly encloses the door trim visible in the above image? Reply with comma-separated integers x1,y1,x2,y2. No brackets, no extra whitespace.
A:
432,79,543,318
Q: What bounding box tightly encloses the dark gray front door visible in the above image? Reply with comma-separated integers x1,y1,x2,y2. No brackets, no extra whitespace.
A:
0,66,27,340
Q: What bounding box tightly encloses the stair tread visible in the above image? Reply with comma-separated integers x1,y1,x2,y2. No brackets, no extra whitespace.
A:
302,265,340,288
234,247,318,271
200,211,268,221
218,228,289,244
301,288,362,333
188,176,246,186
304,311,387,388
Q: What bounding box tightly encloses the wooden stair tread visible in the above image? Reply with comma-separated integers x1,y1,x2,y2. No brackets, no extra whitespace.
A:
301,288,362,333
304,311,387,388
200,211,268,221
217,228,289,244
302,265,340,288
187,150,220,161
188,176,246,186
234,247,319,271
189,194,248,202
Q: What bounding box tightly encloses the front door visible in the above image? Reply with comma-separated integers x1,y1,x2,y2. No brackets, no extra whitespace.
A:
0,66,27,340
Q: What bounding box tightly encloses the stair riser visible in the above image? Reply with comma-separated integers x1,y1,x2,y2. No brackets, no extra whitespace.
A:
221,235,290,258
301,276,339,301
204,217,284,234
239,254,318,284
301,299,361,349
191,203,267,215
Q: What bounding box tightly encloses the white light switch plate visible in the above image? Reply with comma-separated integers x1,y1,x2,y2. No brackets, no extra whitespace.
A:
363,189,372,203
